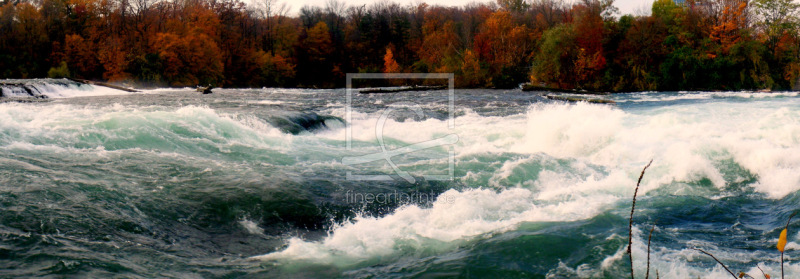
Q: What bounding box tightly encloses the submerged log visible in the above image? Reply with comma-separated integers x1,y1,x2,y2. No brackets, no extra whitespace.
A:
545,94,616,104
522,83,610,95
67,78,139,92
359,85,447,94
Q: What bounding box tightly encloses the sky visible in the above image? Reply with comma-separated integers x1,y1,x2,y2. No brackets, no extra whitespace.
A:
274,0,653,17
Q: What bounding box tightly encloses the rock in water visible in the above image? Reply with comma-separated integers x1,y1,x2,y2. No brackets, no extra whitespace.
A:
197,85,214,94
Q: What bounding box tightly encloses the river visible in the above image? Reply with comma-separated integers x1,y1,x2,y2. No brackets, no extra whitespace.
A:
1,80,799,278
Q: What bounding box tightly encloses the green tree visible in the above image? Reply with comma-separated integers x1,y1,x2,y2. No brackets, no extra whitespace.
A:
531,24,577,88
47,61,71,78
753,0,799,55
497,0,529,13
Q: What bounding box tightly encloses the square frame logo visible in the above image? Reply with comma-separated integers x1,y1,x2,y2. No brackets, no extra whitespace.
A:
343,73,456,183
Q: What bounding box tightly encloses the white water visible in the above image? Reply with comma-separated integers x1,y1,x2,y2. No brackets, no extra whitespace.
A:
261,98,800,277
0,78,130,98
4,85,800,277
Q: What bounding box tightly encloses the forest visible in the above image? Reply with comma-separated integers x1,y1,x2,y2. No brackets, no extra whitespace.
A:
1,0,799,90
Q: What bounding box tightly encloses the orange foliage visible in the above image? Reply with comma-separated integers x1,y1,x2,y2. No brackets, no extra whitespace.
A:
473,11,533,72
68,0,99,18
710,2,748,54
0,0,792,89
775,32,797,57
63,34,99,78
573,5,604,56
419,11,460,72
184,3,220,39
383,48,401,73
98,37,130,81
569,3,607,86
15,2,46,44
150,31,224,86
150,32,184,83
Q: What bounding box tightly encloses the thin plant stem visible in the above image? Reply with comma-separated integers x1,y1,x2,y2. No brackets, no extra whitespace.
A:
629,159,653,279
692,248,737,279
782,212,797,279
756,265,767,279
646,224,655,279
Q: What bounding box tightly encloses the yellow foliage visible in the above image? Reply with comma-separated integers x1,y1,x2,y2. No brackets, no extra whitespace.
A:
460,49,484,87
778,228,787,252
304,22,333,60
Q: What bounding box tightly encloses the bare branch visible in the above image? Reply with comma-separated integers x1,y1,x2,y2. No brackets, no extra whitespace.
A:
692,248,737,279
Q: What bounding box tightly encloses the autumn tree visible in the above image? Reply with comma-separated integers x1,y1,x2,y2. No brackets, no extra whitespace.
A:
1,0,798,90
710,1,749,54
98,36,131,81
531,0,611,90
296,21,337,87
460,49,485,87
572,3,607,88
616,16,669,90
473,11,533,87
304,21,334,61
383,47,401,73
419,9,461,73
528,0,567,35
63,34,100,78
244,50,296,86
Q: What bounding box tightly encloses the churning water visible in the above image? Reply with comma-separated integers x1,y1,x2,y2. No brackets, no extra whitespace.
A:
1,81,800,278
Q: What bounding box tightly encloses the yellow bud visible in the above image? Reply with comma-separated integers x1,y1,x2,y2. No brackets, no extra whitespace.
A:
778,228,788,252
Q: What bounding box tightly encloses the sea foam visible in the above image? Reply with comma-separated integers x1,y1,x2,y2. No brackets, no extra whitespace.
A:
259,99,800,268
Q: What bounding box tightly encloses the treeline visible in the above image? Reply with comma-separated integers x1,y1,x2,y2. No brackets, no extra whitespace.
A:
1,0,799,90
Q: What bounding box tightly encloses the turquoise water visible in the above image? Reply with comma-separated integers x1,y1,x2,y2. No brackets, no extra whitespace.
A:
1,83,800,278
